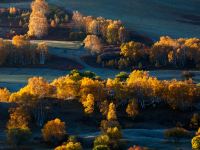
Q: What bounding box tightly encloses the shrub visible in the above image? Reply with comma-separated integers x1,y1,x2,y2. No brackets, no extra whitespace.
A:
7,127,31,146
115,72,129,81
12,35,29,48
191,128,200,149
55,137,82,150
192,136,200,150
126,99,139,118
42,118,66,144
164,127,191,142
94,135,110,147
7,107,30,129
0,88,10,102
107,103,117,121
55,141,82,150
82,94,95,114
93,145,110,150
82,71,96,79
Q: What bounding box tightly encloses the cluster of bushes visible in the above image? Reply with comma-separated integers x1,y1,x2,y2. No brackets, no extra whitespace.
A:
96,36,200,70
0,35,48,65
192,128,200,150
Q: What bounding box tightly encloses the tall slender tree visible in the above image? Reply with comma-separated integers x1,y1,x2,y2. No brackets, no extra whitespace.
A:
28,0,49,38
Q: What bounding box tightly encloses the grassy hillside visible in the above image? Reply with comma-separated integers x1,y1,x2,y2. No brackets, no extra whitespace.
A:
0,0,31,3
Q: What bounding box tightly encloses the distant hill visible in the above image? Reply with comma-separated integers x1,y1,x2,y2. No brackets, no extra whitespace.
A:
0,0,32,3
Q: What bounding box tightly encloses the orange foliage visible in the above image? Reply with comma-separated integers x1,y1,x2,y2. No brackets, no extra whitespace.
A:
12,35,30,48
42,118,66,143
0,88,10,102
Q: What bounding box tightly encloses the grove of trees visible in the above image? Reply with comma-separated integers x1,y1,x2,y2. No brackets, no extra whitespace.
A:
97,36,200,70
73,11,130,50
0,36,48,65
2,70,200,119
192,128,200,150
28,0,49,38
0,68,199,149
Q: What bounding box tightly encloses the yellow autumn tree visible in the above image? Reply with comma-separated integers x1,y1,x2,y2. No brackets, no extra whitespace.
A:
50,20,57,28
126,99,139,118
120,41,146,62
107,103,117,121
55,136,83,150
106,127,122,140
12,35,30,48
88,19,100,35
7,107,30,129
106,21,121,44
42,118,66,143
106,78,126,101
99,100,109,116
55,141,83,150
80,77,105,103
166,80,197,110
27,77,53,98
9,7,17,15
51,76,79,99
28,0,49,38
82,94,95,114
0,88,10,102
83,35,103,54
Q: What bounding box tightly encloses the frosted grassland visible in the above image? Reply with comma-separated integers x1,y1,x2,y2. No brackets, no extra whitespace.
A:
1,0,200,39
